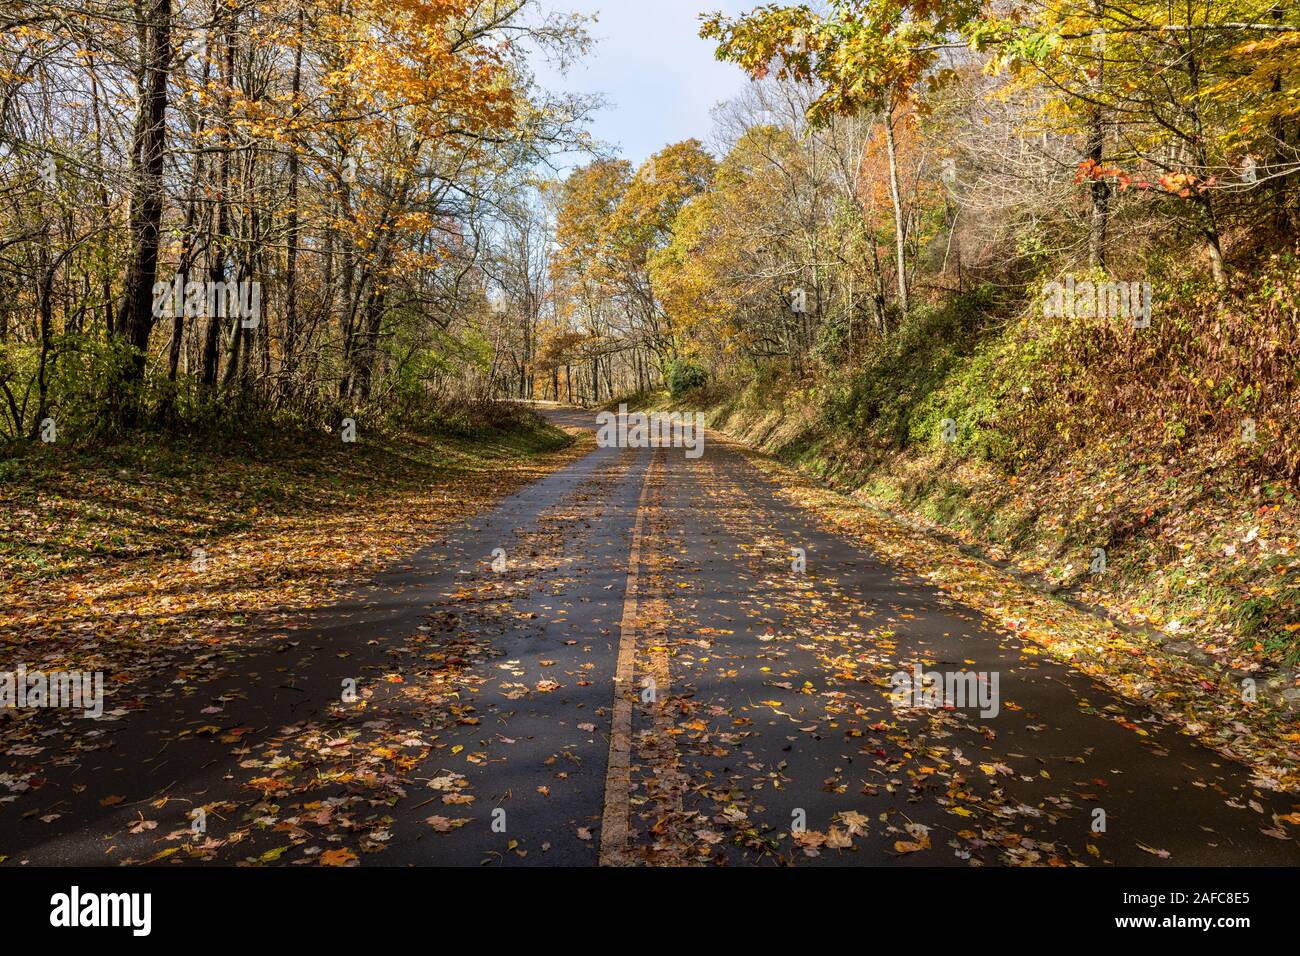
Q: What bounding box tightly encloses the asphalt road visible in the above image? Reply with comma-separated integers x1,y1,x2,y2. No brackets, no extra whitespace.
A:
3,406,1298,866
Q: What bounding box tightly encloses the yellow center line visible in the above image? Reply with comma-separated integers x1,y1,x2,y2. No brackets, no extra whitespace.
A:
599,449,660,866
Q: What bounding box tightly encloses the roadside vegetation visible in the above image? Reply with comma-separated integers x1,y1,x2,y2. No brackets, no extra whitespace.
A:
1,402,580,682
1,0,593,675
549,1,1300,675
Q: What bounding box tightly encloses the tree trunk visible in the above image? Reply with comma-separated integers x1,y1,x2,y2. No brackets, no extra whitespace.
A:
114,0,173,412
200,1,231,391
282,5,304,389
1196,192,1228,289
1087,1,1110,268
882,103,909,315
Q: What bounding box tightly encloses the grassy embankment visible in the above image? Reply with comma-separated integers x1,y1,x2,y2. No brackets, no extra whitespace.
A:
0,406,584,680
635,269,1300,695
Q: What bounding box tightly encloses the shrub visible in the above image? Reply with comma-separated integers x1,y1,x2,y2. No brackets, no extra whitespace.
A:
665,358,708,397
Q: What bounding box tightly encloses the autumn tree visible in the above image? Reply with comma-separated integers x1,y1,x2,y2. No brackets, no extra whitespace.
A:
0,0,594,437
702,0,983,315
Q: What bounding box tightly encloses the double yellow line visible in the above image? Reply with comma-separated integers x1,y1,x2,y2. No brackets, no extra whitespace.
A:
598,451,661,866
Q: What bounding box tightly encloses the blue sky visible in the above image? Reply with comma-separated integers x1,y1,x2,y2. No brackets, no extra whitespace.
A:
532,1,759,171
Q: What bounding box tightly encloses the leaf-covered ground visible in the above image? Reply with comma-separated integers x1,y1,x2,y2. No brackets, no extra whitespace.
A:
614,436,1300,865
0,422,627,866
4,408,1299,867
727,438,1300,793
0,420,587,703
702,386,1300,666
624,387,1300,782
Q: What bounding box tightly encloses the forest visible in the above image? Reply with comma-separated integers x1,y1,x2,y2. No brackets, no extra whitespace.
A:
3,2,1296,438
4,0,1299,662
